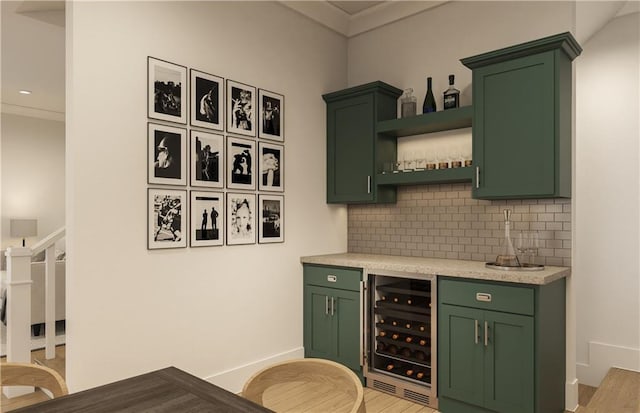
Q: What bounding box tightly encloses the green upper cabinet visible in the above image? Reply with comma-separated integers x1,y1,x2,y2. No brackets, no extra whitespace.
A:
323,82,401,204
462,32,582,199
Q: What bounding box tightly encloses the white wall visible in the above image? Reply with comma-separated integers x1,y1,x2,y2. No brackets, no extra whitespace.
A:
1,113,65,248
575,11,640,386
66,1,347,392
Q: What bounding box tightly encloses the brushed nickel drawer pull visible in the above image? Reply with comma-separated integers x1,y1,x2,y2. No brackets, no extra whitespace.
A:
484,321,489,347
476,293,492,302
475,166,480,189
474,319,479,344
325,296,329,315
327,275,337,282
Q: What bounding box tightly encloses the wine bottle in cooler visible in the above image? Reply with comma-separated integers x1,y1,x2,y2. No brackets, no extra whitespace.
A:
443,74,460,110
422,77,436,113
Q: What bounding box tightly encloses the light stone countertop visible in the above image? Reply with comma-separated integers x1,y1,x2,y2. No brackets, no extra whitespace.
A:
300,253,570,285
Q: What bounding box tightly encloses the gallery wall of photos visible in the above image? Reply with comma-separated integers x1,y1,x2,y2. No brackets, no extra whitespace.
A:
146,57,285,250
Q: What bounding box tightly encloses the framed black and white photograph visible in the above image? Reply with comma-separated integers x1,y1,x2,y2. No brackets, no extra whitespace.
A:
259,194,284,244
148,123,187,186
226,136,256,190
258,89,284,141
190,131,223,188
148,57,187,124
148,188,187,250
190,190,224,247
226,79,256,137
258,142,284,192
226,193,256,245
190,69,224,131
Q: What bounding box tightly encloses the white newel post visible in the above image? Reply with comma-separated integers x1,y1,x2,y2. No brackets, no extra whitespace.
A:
4,247,35,398
44,245,56,359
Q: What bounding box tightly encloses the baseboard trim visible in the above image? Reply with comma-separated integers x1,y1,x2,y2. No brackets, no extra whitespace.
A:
577,341,640,387
565,377,579,412
203,347,304,393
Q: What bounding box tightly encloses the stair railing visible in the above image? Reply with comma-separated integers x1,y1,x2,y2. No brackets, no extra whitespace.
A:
3,227,65,399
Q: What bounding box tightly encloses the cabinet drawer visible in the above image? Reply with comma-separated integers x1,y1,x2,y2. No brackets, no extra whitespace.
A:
439,278,534,316
304,265,362,291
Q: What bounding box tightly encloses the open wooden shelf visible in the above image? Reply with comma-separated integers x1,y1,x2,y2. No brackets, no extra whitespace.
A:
377,167,473,186
377,106,473,137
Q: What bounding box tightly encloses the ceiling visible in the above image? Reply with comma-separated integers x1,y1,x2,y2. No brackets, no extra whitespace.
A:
1,1,638,120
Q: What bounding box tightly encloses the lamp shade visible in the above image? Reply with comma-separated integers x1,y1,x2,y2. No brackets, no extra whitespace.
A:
10,219,38,238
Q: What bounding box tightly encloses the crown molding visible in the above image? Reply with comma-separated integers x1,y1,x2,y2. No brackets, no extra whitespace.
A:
2,103,65,122
280,1,449,38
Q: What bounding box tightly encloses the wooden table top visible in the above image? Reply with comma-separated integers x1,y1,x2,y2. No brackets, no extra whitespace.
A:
12,366,274,412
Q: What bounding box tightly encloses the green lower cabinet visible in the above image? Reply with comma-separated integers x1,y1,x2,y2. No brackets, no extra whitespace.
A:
303,265,363,379
438,277,565,413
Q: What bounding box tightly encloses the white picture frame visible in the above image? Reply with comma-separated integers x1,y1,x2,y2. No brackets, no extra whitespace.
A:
226,79,256,137
190,69,224,131
148,123,187,186
190,130,223,188
258,194,284,244
258,141,284,192
148,57,187,124
148,188,187,249
190,190,224,247
258,89,284,141
226,193,256,245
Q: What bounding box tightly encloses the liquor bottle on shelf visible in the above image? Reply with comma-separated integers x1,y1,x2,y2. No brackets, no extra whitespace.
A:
443,74,460,110
416,372,425,380
407,298,413,305
387,344,398,355
405,336,413,344
400,88,417,118
380,318,385,324
386,364,395,371
422,77,436,113
393,296,399,303
391,320,398,327
418,324,426,332
400,347,412,358
406,369,414,377
414,350,427,361
419,339,427,346
381,295,387,301
379,330,387,337
391,333,400,340
405,322,412,329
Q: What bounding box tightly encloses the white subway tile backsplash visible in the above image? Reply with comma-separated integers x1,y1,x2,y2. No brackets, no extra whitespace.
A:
348,183,572,266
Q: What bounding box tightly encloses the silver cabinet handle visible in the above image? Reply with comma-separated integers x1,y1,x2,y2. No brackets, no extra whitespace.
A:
325,296,329,315
475,319,479,344
359,281,365,366
476,293,492,302
331,297,335,316
484,321,489,347
367,176,371,194
475,166,480,189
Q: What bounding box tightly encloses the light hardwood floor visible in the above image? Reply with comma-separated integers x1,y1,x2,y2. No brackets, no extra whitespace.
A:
1,346,602,413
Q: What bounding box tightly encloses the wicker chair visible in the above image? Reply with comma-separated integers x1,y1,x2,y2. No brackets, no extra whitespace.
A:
1,362,68,398
242,358,365,413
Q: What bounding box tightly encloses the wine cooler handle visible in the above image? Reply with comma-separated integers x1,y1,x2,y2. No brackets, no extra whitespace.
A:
475,319,479,344
367,176,371,194
359,280,365,367
475,166,480,189
331,296,335,316
484,321,489,347
325,296,329,315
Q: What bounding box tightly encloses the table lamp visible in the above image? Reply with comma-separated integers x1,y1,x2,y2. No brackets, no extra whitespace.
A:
10,219,37,247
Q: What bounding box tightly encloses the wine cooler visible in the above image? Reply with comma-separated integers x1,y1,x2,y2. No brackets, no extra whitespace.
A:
365,271,437,409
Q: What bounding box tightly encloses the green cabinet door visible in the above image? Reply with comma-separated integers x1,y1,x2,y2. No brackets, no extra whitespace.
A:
472,52,555,199
462,32,581,199
303,266,363,377
439,304,485,407
327,94,375,203
323,81,401,204
332,289,361,372
484,311,534,413
304,285,335,360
